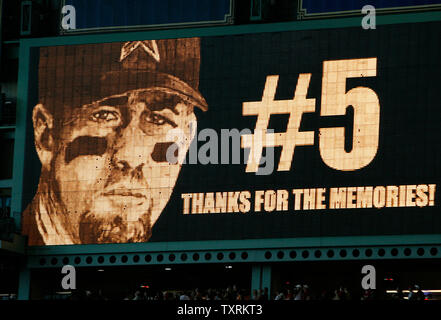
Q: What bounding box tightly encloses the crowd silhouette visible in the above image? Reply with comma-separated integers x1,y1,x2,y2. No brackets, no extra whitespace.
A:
53,283,434,301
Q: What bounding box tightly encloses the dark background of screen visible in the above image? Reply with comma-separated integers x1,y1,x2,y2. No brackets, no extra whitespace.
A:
23,21,441,243
151,21,441,241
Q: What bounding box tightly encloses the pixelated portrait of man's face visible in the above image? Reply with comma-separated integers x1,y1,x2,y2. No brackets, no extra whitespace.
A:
23,39,207,245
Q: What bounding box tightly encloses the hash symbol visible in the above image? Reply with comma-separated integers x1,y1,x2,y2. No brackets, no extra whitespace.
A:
241,74,316,172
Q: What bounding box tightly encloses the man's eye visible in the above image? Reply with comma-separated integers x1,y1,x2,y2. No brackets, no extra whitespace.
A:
91,110,119,122
145,112,176,127
146,112,165,125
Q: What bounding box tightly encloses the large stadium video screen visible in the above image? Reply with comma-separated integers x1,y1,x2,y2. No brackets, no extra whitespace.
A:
21,21,441,245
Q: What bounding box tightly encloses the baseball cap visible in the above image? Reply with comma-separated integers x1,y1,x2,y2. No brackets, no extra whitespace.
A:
38,38,208,118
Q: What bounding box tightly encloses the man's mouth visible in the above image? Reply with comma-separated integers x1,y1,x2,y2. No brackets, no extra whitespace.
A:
102,189,147,198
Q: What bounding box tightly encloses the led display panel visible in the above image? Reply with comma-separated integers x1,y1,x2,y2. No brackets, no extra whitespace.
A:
21,22,441,245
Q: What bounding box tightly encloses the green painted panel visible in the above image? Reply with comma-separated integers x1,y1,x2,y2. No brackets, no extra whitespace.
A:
26,234,441,256
26,244,441,268
18,11,441,48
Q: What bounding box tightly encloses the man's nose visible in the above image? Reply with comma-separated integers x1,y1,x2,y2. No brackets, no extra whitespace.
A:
112,125,153,171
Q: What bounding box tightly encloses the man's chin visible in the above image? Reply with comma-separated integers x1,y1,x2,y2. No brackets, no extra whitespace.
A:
78,212,151,244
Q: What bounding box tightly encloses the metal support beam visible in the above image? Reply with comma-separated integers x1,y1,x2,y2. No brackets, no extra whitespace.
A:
18,265,30,300
251,264,261,295
261,264,271,298
251,263,272,299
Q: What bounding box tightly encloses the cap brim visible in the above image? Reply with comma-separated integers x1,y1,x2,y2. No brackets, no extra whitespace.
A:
99,71,208,111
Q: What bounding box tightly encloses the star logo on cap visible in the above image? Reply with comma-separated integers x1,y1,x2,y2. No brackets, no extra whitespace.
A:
120,40,161,63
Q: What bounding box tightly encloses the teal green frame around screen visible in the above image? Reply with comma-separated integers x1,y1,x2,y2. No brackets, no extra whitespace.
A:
14,11,441,260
